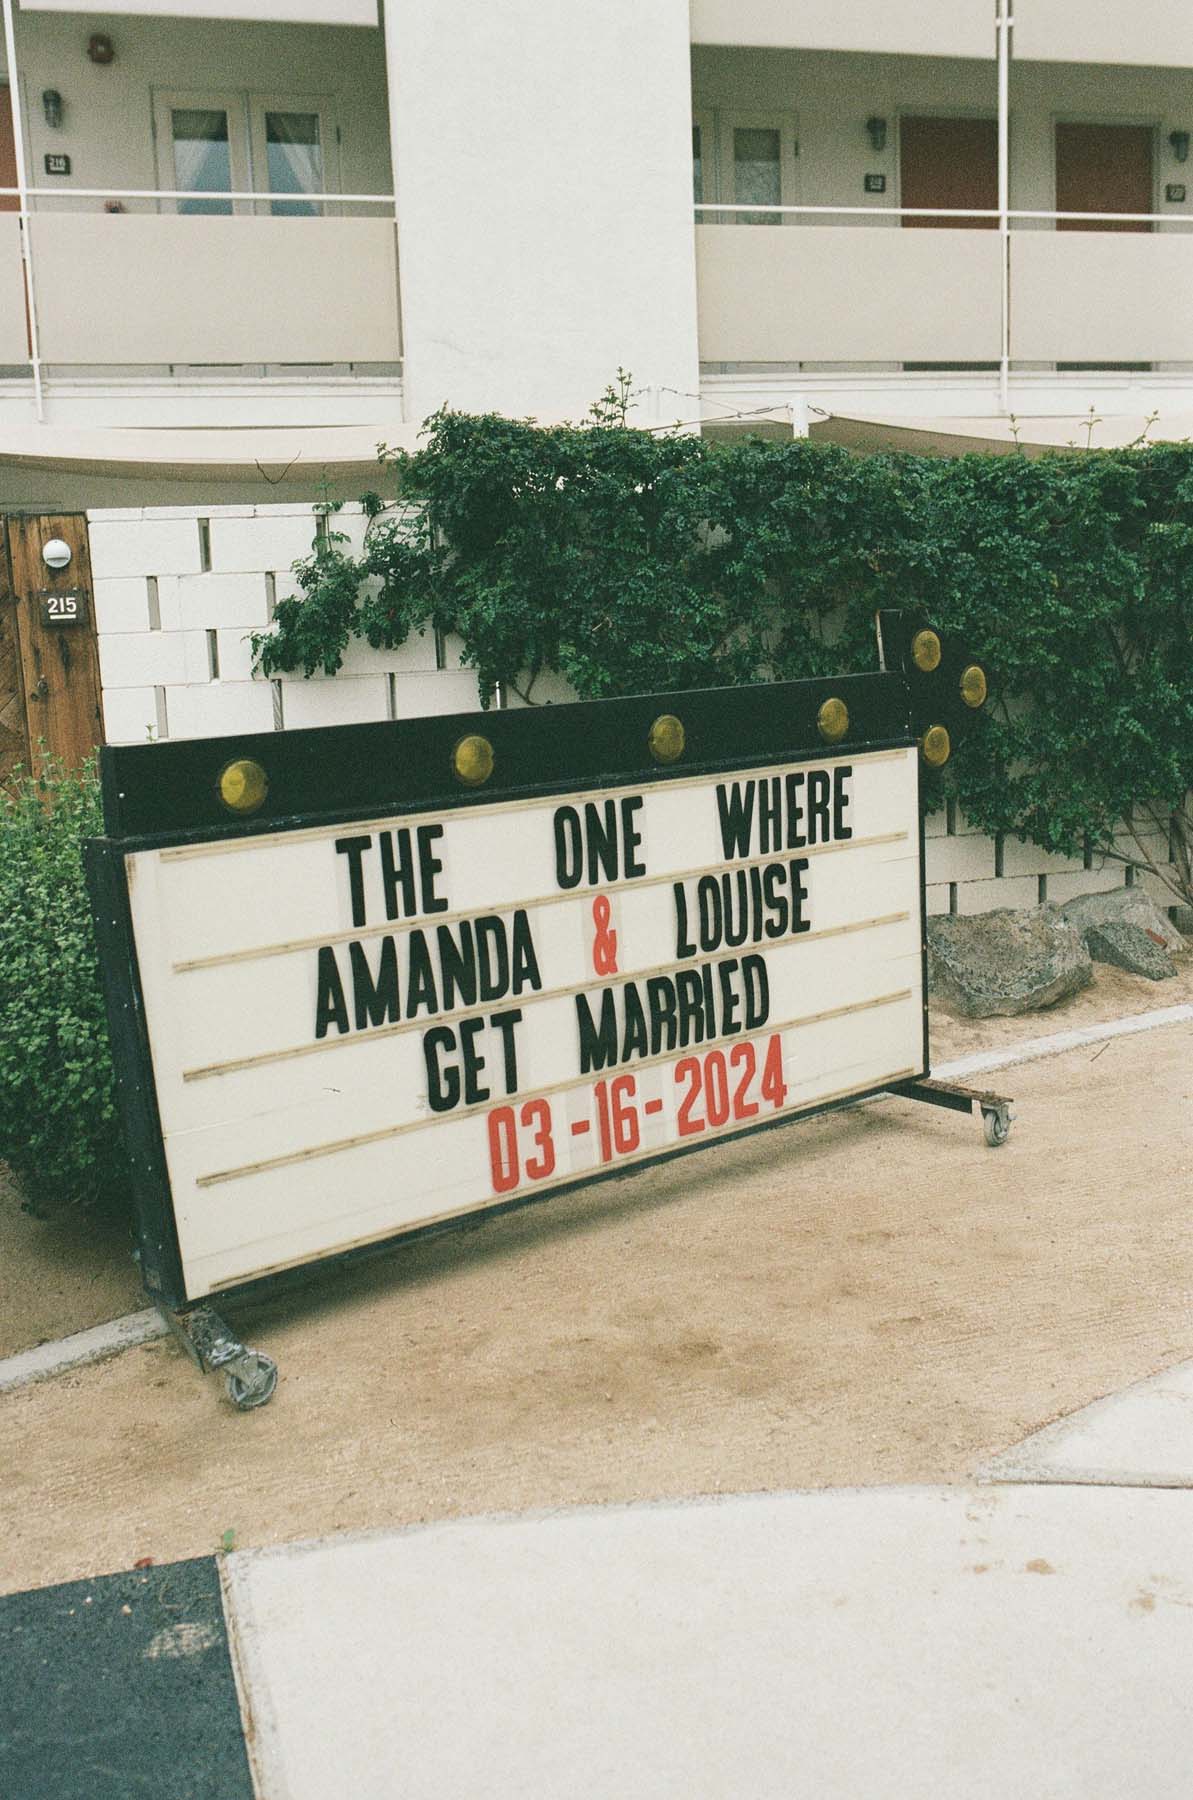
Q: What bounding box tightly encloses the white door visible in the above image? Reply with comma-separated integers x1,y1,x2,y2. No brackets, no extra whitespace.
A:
153,91,251,214
249,98,340,216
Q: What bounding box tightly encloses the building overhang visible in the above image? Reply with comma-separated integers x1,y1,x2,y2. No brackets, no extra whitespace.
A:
807,412,1193,458
19,1,379,25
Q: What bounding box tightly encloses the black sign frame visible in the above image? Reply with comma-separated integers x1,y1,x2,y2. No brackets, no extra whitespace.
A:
85,673,927,1315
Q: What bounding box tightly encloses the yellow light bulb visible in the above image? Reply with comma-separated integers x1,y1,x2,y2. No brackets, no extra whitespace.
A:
911,628,942,673
648,714,685,763
960,664,988,709
452,734,495,786
217,758,268,816
817,697,850,743
921,725,951,767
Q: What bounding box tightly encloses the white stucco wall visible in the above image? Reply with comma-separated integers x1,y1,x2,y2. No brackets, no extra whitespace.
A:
384,0,700,425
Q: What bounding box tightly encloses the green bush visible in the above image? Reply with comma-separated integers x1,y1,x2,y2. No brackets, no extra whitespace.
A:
254,405,1193,909
0,758,126,1213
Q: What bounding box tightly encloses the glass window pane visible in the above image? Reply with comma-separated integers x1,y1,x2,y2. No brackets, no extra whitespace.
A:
692,124,703,206
172,109,232,215
734,126,781,223
266,111,324,216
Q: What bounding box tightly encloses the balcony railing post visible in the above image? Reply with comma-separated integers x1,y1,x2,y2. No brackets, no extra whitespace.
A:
1,0,44,421
997,0,1012,411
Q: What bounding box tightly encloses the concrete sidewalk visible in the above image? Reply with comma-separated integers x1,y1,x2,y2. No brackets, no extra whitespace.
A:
7,1469,1193,1798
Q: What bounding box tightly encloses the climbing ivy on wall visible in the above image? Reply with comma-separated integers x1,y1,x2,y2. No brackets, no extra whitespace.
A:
252,397,1193,908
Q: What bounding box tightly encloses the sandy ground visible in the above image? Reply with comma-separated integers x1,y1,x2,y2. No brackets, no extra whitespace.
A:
1,999,1190,1597
3,961,1190,1365
0,1179,141,1360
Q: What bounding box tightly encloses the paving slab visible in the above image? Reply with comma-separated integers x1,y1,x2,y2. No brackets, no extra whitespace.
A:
983,1357,1193,1487
0,1555,253,1800
225,1485,1193,1800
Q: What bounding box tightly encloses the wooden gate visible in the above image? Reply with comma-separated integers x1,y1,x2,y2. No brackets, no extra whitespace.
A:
0,513,103,784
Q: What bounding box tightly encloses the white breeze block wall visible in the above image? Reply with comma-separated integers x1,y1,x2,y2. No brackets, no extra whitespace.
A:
89,504,483,747
89,504,1176,918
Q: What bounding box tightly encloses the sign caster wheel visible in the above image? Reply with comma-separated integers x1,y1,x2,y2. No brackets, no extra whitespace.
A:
224,1353,279,1411
982,1105,1012,1148
164,1305,279,1410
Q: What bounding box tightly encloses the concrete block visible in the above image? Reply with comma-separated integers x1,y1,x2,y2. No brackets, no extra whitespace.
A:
86,507,143,523
390,670,484,719
442,633,468,672
140,504,253,521
179,629,215,686
923,806,949,839
925,882,951,916
101,685,158,744
1046,870,1129,905
324,629,438,679
506,668,582,708
215,627,259,685
955,875,1041,916
952,808,989,837
1135,866,1186,914
87,518,204,579
925,834,996,886
161,573,270,631
280,675,390,730
98,630,189,689
162,681,274,740
209,513,317,574
1000,835,1084,878
93,577,150,634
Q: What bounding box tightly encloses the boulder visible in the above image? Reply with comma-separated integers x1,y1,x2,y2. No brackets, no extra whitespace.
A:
1084,921,1175,981
927,906,1093,1019
1061,886,1185,956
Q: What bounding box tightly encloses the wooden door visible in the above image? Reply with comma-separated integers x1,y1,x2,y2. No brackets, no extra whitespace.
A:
0,578,29,786
0,90,17,213
4,515,103,779
1056,123,1153,231
900,116,998,228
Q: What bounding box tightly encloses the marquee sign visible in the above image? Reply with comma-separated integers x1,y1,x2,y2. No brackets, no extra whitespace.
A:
86,650,1003,1404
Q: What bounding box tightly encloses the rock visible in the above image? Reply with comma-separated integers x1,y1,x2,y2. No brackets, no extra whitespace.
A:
1084,921,1175,981
1061,886,1185,955
927,906,1093,1018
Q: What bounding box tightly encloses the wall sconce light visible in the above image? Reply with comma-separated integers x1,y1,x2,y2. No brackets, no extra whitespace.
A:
1170,129,1190,163
866,116,888,154
41,89,63,129
87,33,115,65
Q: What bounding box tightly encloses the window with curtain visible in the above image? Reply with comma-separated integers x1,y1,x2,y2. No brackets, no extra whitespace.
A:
265,111,324,216
171,109,233,214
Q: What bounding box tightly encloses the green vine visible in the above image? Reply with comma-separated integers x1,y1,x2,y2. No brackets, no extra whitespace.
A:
253,392,1193,909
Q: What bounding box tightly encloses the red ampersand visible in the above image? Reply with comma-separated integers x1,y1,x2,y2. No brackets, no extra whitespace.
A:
591,893,619,976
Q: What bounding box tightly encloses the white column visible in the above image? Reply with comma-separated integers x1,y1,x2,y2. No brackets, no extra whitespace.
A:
382,0,700,427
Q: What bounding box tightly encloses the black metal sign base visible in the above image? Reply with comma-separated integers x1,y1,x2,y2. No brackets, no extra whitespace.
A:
893,1076,1015,1148
163,1305,278,1411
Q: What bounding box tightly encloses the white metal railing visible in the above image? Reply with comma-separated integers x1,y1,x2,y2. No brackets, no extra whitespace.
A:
0,0,399,415
695,200,1193,382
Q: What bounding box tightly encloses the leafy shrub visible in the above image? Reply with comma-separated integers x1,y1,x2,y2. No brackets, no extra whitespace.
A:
0,758,126,1213
254,404,1193,908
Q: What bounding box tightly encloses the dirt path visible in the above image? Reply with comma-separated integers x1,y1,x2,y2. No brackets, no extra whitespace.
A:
3,962,1190,1364
2,1015,1190,1597
0,1178,141,1360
